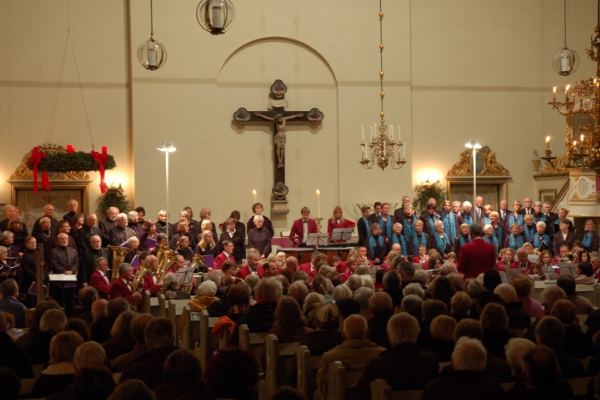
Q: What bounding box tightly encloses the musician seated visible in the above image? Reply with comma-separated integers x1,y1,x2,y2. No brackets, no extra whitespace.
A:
276,251,287,268
262,256,280,278
554,244,574,264
236,249,263,279
163,272,191,299
355,246,374,268
299,251,328,277
221,261,238,286
509,248,533,273
110,263,142,303
142,255,164,296
495,248,515,272
214,241,236,270
89,257,111,300
412,244,429,264
336,257,358,283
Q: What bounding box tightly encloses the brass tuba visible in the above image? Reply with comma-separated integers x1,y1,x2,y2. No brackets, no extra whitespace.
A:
189,253,207,273
109,246,130,282
130,263,152,311
156,247,175,285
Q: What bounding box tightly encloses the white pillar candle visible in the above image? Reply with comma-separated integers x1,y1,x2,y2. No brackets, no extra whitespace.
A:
361,125,364,141
252,190,257,204
316,190,321,217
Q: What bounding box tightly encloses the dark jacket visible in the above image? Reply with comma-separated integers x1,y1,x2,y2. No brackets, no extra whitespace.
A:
421,370,504,400
0,332,33,378
230,300,278,346
120,345,179,389
357,342,439,400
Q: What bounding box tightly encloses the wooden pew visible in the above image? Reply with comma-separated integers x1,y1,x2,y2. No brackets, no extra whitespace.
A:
158,293,166,317
328,361,363,400
568,376,594,397
370,379,423,400
296,345,321,398
197,310,223,372
167,300,177,345
261,334,300,399
19,378,37,396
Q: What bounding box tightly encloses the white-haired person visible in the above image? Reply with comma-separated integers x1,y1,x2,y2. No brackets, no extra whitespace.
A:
247,203,274,237
428,220,452,259
108,213,136,247
421,337,504,400
188,280,219,312
357,312,439,398
461,201,475,227
247,215,272,258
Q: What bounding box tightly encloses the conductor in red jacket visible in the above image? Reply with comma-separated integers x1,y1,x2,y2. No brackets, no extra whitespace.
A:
457,224,497,279
289,207,318,247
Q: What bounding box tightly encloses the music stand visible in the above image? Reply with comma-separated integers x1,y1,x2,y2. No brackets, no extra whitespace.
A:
332,228,353,242
558,263,578,277
527,255,539,263
504,269,522,283
177,267,194,288
307,233,329,248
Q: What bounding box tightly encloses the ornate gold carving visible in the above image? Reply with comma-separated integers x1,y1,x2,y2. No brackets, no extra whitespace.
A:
572,175,581,182
447,146,509,176
9,144,90,181
539,154,570,175
586,192,598,200
571,192,582,200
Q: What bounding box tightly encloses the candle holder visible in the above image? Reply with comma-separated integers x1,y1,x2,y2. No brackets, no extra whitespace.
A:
540,148,558,169
314,218,323,233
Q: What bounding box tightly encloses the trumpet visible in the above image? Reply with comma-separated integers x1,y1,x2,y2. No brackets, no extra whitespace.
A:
131,262,152,311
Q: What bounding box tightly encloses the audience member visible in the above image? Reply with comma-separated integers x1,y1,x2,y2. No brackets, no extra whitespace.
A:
152,349,204,400
299,303,343,356
534,316,586,379
421,337,504,400
29,331,84,398
511,274,543,319
230,278,281,345
0,279,26,328
419,299,448,347
449,291,470,322
354,287,374,320
358,312,439,399
269,296,313,342
503,338,536,399
202,348,259,400
72,367,116,400
112,314,154,373
556,274,594,315
288,280,309,309
71,286,98,323
0,366,20,400
518,346,574,400
423,315,456,362
92,297,128,344
64,318,92,342
316,314,386,400
21,307,67,364
551,299,594,359
120,317,178,389
400,294,423,320
480,302,514,359
108,379,155,400
367,291,394,348
428,276,456,310
0,311,33,378
103,310,137,359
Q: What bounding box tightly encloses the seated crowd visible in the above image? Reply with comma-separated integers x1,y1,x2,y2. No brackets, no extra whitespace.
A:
0,196,599,400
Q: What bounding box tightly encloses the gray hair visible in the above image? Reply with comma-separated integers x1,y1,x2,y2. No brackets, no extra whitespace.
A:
74,341,106,369
400,295,423,320
246,248,259,259
40,308,67,334
253,215,264,224
505,338,536,376
118,263,132,275
127,211,138,222
95,257,107,267
332,284,352,301
116,213,128,221
413,269,429,286
387,312,419,345
462,201,472,208
255,278,282,300
205,270,222,288
536,221,546,229
402,282,425,299
452,337,487,371
494,283,517,303
346,275,363,291
360,274,374,289
198,280,217,296
354,287,374,308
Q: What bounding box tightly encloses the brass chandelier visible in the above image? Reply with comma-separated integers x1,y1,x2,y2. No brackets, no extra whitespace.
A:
544,12,600,177
359,0,406,171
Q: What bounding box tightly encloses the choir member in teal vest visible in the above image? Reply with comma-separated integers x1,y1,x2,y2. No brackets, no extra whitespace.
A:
481,204,493,226
453,223,471,257
440,200,459,240
522,214,537,243
508,200,524,228
483,224,500,256
530,221,551,253
377,203,393,239
461,201,475,227
581,219,599,252
389,222,409,257
408,220,429,257
504,223,525,252
428,220,452,259
367,223,387,265
401,204,417,241
420,203,440,236
489,212,506,250
532,201,546,224
357,205,372,247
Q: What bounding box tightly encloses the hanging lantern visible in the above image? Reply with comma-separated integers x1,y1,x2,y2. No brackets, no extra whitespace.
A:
197,0,235,35
552,0,579,76
138,37,167,71
137,0,167,71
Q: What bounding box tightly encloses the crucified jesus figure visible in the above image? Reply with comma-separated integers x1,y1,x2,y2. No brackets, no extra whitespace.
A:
254,112,304,168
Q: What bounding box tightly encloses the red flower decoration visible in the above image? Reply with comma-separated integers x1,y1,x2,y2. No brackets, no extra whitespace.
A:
346,221,356,227
219,222,225,228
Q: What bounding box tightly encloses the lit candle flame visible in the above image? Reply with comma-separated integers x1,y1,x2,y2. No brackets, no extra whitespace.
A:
546,136,550,142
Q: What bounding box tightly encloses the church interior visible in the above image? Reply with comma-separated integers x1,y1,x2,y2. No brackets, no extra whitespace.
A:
0,0,597,229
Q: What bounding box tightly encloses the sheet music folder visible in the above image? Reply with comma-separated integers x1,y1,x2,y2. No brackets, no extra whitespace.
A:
307,233,329,247
331,228,353,242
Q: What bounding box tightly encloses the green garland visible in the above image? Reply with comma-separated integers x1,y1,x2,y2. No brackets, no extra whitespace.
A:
27,151,116,172
96,185,130,219
412,180,447,215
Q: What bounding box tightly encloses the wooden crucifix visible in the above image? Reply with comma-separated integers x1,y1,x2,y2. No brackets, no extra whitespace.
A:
233,79,324,206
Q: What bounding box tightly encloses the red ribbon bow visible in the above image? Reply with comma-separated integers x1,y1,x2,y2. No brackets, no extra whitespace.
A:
29,147,48,193
91,146,108,193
